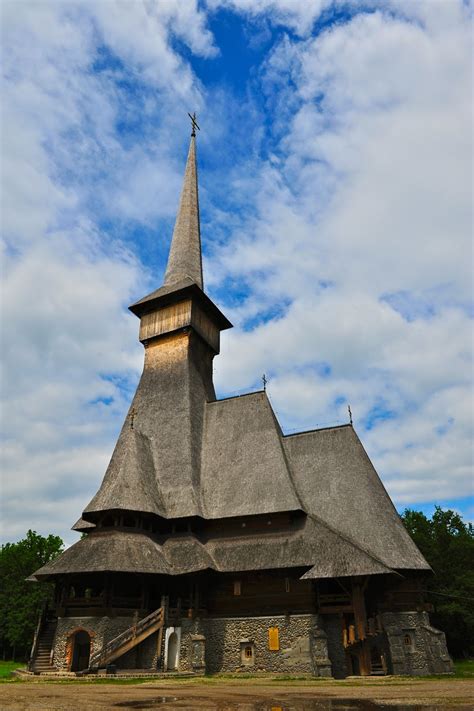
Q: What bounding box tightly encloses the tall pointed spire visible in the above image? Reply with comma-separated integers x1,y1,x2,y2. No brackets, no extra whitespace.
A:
164,133,203,289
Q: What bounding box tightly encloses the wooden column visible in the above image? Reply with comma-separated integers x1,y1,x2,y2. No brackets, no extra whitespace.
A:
352,579,371,676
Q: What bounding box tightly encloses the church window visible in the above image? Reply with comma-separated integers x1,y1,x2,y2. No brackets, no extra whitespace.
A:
403,633,414,649
233,581,241,596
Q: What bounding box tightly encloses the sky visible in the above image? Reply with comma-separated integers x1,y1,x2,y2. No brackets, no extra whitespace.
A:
1,0,472,546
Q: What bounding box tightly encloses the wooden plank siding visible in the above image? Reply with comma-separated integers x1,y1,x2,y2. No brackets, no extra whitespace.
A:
205,572,316,616
139,299,220,352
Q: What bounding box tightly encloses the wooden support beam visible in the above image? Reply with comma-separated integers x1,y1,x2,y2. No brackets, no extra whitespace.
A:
352,578,371,676
352,583,367,641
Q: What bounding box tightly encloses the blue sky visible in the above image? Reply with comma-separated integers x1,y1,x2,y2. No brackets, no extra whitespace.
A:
1,0,472,545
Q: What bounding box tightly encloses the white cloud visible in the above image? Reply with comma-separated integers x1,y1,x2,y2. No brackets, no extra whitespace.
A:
1,0,471,545
207,0,331,36
210,1,472,506
0,0,214,543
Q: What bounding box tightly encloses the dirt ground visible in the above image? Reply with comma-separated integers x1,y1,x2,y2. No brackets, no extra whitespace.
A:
2,679,473,711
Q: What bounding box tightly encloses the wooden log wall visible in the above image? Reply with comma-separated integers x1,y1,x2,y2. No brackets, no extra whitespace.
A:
205,571,316,616
139,299,220,352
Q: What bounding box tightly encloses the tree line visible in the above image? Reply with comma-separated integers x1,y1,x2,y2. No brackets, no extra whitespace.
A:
0,508,473,661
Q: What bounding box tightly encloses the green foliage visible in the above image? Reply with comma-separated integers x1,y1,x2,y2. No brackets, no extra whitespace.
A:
402,507,474,658
0,530,63,659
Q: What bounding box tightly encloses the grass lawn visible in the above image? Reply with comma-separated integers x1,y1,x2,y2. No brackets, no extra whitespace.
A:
451,659,474,678
0,661,26,679
0,658,472,684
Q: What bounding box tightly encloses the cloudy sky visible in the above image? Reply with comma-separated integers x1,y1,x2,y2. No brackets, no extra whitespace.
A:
1,0,472,545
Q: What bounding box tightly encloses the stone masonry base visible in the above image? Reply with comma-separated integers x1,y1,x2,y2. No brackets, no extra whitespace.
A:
382,611,453,675
51,611,452,676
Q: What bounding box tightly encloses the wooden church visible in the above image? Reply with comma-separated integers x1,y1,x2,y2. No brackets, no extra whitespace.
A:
29,124,452,678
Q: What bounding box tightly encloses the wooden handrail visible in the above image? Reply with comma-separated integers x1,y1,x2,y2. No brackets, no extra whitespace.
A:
89,606,164,669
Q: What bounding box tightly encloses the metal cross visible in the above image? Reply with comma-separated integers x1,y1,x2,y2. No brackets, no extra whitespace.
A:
348,404,353,425
188,112,200,137
262,373,268,392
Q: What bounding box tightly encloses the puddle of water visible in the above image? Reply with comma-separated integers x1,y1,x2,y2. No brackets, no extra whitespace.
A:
115,699,178,708
113,698,447,711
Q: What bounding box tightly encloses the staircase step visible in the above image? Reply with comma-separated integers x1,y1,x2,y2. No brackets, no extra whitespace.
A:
31,618,58,673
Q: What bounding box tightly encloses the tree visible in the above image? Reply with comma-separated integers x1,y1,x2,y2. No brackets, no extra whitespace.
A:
0,530,63,660
402,507,474,658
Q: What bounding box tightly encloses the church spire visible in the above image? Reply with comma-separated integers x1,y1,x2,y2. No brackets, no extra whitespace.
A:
164,125,203,290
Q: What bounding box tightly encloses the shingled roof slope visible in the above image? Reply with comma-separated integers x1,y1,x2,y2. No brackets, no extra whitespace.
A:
200,392,301,518
84,427,167,517
78,390,428,573
32,516,394,580
83,332,215,520
283,426,429,571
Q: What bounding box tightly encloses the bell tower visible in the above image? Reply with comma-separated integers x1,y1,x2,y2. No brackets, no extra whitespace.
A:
83,125,231,521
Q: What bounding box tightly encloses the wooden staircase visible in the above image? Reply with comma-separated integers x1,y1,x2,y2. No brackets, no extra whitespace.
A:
88,606,165,671
30,619,57,673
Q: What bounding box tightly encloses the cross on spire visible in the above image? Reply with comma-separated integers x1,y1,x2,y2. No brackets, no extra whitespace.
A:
188,112,200,137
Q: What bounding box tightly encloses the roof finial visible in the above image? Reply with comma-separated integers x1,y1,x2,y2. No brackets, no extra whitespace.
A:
348,404,353,425
188,112,200,138
262,373,268,392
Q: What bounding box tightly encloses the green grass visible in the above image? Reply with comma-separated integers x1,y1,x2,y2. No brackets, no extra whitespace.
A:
0,661,26,679
0,658,471,685
452,659,474,678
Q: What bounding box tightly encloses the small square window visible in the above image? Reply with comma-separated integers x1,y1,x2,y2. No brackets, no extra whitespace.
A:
240,641,255,666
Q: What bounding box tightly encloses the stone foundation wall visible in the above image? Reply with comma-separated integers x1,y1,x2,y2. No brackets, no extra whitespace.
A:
321,615,347,678
382,611,453,675
174,614,331,676
52,609,453,677
53,616,159,671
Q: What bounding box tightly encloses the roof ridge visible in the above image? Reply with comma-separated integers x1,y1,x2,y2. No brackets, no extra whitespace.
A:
283,423,352,438
264,392,307,513
207,390,265,404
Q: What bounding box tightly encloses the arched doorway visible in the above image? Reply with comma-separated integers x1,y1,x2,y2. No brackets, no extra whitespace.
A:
167,632,179,671
71,630,91,672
